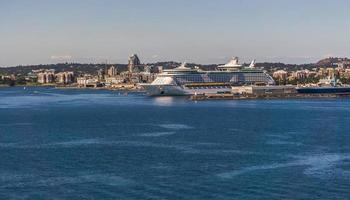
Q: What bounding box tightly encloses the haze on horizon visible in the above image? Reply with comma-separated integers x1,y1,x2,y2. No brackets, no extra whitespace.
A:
1,0,350,67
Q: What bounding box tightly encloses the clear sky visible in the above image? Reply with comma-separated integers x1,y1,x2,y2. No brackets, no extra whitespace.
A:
1,0,350,66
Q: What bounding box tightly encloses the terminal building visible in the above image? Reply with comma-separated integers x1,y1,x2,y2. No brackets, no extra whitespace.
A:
232,85,296,95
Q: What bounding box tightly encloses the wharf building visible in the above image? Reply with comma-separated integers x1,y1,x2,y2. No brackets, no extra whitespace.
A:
232,85,296,95
77,76,100,87
37,69,75,84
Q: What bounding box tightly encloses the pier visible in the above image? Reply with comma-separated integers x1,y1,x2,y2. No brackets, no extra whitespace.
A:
190,84,350,101
190,93,350,101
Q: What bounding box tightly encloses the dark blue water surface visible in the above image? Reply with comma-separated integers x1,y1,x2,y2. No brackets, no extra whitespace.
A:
1,87,350,199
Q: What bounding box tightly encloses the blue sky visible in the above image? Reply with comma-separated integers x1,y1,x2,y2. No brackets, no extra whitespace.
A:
1,0,350,66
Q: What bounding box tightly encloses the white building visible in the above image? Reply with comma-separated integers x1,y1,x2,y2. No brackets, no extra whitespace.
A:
273,70,288,80
37,72,55,84
105,77,125,85
77,76,99,87
56,72,74,84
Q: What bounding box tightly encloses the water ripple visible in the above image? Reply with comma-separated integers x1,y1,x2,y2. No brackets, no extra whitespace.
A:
218,153,350,179
0,173,133,188
158,124,193,130
140,132,176,137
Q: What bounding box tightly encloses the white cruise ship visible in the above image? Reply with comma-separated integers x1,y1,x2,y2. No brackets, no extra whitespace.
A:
140,57,275,96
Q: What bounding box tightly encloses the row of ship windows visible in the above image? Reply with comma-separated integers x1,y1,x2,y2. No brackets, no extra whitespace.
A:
175,75,268,83
186,86,231,89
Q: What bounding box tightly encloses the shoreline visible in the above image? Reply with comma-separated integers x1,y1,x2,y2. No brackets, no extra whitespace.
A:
0,84,145,92
3,85,350,100
55,85,144,92
190,93,350,101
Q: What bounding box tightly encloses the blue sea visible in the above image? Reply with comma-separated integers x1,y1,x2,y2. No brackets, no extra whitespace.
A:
1,87,350,199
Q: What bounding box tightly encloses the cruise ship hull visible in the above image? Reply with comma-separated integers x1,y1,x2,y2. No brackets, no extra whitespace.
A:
141,84,232,96
141,84,187,96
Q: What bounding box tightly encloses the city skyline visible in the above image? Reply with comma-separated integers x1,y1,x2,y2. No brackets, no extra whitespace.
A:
1,0,350,66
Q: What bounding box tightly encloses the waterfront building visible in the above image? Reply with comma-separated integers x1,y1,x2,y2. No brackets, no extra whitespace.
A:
37,72,55,84
232,85,296,95
105,76,125,85
77,76,99,87
56,72,74,84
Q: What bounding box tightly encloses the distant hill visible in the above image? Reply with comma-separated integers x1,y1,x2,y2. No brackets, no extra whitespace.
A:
0,62,219,76
0,63,127,76
255,62,315,72
1,58,348,76
316,57,350,67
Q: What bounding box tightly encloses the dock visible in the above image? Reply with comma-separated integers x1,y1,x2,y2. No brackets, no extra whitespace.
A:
190,85,350,101
190,93,350,101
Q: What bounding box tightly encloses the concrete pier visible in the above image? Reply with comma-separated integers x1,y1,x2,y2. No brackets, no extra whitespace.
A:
190,92,350,101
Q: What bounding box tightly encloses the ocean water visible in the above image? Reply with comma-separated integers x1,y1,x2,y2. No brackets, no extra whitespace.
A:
1,87,350,199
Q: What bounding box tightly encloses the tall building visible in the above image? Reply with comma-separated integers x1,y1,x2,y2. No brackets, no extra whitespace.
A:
97,69,105,81
56,72,74,84
273,70,288,80
128,54,141,73
37,73,46,83
107,66,117,77
37,72,55,84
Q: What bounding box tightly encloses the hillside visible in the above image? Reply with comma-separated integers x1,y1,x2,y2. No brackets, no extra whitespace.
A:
316,57,350,67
